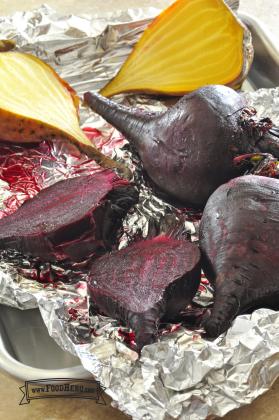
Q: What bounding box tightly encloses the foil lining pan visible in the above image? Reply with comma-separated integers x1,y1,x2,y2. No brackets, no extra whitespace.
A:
1,2,279,419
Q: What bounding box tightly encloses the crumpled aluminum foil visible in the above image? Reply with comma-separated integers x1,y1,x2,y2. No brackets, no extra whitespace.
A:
1,3,279,419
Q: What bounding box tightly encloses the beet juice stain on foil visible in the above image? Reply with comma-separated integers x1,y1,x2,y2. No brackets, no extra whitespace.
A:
1,3,279,420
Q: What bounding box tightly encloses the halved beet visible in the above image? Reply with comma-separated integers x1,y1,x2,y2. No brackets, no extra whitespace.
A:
88,235,201,350
0,169,138,262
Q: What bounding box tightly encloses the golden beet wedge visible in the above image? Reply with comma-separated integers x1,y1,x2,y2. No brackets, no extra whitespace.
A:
101,0,253,97
0,52,126,174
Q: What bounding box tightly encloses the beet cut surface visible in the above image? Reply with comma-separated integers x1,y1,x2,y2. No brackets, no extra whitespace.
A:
88,235,201,350
200,175,279,338
0,169,138,262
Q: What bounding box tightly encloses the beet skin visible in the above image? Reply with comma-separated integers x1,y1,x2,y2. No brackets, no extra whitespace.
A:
88,235,201,350
0,170,138,262
84,85,279,208
200,175,279,338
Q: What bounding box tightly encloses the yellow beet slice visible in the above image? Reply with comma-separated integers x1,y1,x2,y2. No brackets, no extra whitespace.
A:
101,0,252,97
0,52,126,174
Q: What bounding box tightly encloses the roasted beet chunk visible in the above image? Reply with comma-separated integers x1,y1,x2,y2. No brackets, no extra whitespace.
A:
200,175,279,338
0,169,138,262
88,235,201,351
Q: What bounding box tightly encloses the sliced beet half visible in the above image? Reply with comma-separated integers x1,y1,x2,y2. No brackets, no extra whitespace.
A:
0,169,138,262
88,235,201,351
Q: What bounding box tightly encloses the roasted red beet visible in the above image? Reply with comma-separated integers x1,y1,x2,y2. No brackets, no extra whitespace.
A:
199,175,279,338
0,169,138,262
84,85,279,208
88,235,201,350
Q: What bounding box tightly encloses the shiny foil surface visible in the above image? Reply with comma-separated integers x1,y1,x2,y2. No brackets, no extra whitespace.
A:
1,2,279,419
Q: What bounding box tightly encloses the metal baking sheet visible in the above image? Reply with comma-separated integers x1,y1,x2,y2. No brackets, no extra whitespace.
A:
240,12,279,90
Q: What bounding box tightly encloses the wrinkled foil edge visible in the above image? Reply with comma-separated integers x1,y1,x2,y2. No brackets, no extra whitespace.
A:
0,3,279,420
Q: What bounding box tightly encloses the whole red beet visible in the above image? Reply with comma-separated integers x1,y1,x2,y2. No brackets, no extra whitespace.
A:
85,85,279,208
200,175,279,338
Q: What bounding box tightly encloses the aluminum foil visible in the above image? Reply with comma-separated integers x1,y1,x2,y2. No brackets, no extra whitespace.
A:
1,3,279,420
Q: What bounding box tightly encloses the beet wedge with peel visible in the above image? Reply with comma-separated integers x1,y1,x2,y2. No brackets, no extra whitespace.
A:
200,175,279,338
85,85,279,208
0,52,127,175
100,0,252,97
88,235,201,350
0,170,138,262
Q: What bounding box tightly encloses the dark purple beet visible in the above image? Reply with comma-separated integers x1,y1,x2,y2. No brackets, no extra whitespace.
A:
88,235,201,350
0,169,138,262
199,175,279,338
84,85,279,208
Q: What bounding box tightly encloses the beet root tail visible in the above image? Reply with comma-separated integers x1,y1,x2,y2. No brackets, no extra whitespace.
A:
84,92,153,148
127,307,162,351
203,278,243,338
203,297,239,338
